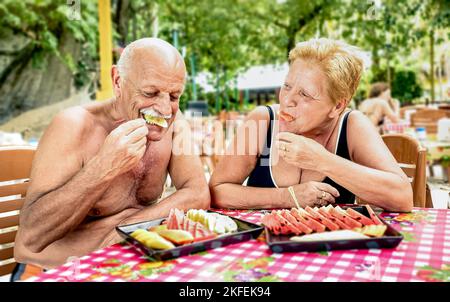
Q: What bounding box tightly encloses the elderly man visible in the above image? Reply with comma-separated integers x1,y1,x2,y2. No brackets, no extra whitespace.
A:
13,38,210,277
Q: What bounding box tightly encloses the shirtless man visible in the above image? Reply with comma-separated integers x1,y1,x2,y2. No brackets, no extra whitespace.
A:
14,38,210,271
358,82,399,131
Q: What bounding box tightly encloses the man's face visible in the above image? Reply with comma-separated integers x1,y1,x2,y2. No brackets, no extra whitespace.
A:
116,51,186,141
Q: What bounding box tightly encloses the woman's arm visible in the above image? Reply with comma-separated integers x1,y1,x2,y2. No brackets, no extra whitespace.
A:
210,106,293,209
319,111,412,212
382,101,400,123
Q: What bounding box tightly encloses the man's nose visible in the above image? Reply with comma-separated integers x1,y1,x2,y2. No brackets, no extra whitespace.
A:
154,94,172,116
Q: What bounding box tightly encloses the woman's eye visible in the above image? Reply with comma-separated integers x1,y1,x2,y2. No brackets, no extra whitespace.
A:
283,84,291,90
170,95,180,101
300,91,312,99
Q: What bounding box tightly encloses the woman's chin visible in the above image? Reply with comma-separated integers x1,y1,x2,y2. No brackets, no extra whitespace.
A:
279,120,291,132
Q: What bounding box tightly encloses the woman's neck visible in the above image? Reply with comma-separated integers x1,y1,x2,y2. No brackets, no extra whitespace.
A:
302,113,342,147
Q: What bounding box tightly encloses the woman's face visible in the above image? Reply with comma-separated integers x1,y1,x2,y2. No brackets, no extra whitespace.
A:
278,59,336,134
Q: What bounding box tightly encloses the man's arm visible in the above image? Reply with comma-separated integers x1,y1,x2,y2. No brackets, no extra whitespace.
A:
17,109,148,253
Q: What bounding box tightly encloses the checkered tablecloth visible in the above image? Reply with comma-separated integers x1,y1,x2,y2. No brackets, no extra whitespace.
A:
27,208,450,282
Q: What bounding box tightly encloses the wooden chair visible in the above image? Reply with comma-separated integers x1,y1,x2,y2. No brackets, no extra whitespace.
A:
0,145,35,276
410,109,447,134
382,134,427,207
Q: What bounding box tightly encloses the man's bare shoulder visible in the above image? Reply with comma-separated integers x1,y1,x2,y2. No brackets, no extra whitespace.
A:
40,106,97,148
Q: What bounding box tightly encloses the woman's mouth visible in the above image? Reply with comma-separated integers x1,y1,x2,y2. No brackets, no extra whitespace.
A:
279,110,295,122
139,107,171,128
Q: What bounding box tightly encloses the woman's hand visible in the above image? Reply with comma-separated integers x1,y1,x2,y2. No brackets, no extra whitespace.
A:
285,181,340,208
275,132,328,170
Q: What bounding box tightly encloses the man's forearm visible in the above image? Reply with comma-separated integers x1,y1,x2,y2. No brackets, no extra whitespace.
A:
20,155,116,252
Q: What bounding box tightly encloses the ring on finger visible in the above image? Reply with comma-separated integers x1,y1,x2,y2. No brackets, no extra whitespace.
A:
321,191,326,199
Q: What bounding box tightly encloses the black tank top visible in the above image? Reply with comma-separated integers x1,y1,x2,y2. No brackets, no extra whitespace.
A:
246,106,355,204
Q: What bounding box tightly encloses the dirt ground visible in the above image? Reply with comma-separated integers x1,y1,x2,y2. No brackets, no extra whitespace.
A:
0,90,92,141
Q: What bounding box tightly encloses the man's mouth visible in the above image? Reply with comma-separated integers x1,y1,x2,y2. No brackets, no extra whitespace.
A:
139,107,171,128
279,110,295,122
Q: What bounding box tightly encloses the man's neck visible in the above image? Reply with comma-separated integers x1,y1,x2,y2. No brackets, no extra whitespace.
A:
100,98,128,133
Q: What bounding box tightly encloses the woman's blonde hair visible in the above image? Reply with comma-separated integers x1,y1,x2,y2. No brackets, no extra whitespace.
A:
288,38,364,104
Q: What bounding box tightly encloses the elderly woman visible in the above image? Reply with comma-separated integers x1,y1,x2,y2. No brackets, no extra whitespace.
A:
210,38,412,212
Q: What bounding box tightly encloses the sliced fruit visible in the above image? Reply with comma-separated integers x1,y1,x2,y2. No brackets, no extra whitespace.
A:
279,210,310,234
279,110,295,122
305,206,340,231
157,229,194,245
143,114,168,128
291,208,326,232
318,207,353,230
148,224,168,232
354,225,387,238
364,205,384,225
275,211,310,234
130,229,175,250
345,208,375,226
329,206,362,229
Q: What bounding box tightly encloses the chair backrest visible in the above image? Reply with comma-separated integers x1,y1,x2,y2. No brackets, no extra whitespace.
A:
382,134,427,207
410,109,447,134
0,145,36,276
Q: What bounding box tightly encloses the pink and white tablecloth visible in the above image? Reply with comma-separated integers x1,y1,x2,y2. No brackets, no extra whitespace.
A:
27,208,450,282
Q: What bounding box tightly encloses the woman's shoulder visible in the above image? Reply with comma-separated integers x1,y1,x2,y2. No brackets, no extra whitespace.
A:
347,110,374,126
246,105,277,121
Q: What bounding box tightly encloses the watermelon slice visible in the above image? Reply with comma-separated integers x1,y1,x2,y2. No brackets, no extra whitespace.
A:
364,205,384,225
329,206,362,228
280,210,313,234
305,206,340,231
166,209,178,230
271,212,301,235
291,208,326,232
346,208,375,226
318,207,353,230
276,211,310,234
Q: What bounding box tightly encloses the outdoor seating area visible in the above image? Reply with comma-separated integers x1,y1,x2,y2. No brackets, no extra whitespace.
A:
0,0,449,287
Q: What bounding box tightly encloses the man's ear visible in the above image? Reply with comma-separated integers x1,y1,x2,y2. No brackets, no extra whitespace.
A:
111,65,122,98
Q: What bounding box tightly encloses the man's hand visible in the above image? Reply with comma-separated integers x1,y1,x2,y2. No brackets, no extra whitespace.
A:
94,119,148,179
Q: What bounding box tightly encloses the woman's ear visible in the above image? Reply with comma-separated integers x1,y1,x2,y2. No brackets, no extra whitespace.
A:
330,99,347,118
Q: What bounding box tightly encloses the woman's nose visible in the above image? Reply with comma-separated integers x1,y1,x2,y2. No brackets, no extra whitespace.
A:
282,92,297,108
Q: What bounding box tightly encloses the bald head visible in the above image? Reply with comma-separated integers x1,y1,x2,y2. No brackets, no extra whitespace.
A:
117,38,185,80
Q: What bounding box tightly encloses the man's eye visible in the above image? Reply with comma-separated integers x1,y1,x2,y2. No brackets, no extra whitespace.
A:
283,84,291,90
170,95,180,101
143,92,157,98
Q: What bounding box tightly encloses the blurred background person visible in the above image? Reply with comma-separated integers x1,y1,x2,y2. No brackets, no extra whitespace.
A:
358,82,400,132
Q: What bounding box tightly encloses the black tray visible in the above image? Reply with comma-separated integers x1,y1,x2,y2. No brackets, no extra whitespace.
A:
265,205,403,253
116,212,264,261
